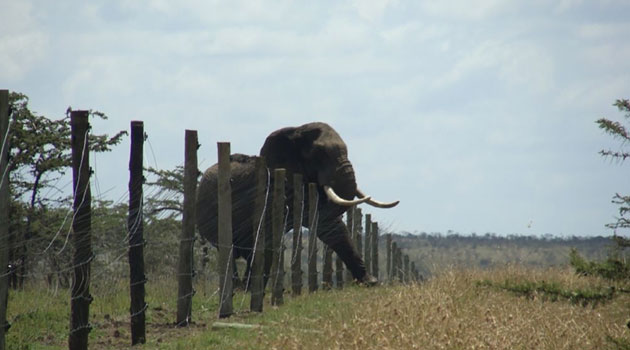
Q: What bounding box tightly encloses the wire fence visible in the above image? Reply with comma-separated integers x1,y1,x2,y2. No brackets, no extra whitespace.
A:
0,94,420,349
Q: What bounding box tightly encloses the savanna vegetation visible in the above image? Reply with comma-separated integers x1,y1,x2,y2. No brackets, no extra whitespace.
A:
3,94,630,349
6,264,629,349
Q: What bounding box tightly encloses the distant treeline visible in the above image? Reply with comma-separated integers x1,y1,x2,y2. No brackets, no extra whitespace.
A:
394,231,613,247
387,232,618,277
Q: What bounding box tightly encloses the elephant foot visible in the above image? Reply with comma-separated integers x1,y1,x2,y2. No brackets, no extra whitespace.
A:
233,277,246,291
357,274,378,287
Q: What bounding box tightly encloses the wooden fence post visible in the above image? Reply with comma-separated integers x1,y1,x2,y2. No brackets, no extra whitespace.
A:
177,130,199,323
363,214,372,277
335,254,344,289
250,157,267,312
322,245,333,290
390,242,397,282
128,121,146,344
69,111,92,350
397,248,404,282
0,90,10,350
410,261,417,283
216,142,233,318
291,174,303,296
371,222,378,280
307,183,318,293
354,208,363,260
271,169,286,305
414,266,422,282
344,208,354,283
386,234,392,283
403,254,410,283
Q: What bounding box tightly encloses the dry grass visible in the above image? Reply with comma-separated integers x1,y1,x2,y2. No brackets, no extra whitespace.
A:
7,266,629,349
253,266,629,350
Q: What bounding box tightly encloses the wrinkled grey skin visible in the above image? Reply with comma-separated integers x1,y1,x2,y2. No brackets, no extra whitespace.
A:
196,154,258,274
196,122,376,286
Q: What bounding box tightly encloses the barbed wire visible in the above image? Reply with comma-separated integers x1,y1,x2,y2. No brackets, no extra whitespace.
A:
241,167,271,296
1,120,422,347
0,113,11,189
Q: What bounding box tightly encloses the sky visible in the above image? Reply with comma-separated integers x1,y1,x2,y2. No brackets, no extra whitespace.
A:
2,0,630,237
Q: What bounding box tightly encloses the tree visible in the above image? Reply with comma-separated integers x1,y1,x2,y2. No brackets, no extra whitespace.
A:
597,99,630,230
570,99,630,285
8,92,126,288
144,166,184,219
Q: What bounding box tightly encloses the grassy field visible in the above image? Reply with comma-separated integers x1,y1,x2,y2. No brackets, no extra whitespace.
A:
6,265,629,349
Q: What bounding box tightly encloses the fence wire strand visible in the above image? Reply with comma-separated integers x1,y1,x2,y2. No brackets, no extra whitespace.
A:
1,121,421,348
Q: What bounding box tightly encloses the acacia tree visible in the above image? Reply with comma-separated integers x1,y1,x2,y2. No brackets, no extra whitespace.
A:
572,98,630,282
144,166,184,219
142,165,213,276
597,99,630,231
8,92,126,288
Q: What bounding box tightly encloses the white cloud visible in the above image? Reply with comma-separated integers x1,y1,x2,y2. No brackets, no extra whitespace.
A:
437,40,554,93
115,0,302,27
351,0,397,22
555,75,630,111
554,0,584,13
379,21,445,45
420,0,514,20
577,22,630,40
0,1,49,81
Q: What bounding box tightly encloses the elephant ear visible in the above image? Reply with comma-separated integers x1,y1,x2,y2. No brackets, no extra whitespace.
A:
260,126,300,170
294,127,323,161
260,124,323,180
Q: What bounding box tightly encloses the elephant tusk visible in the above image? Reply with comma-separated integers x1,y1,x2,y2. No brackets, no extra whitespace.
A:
356,188,400,208
324,186,371,206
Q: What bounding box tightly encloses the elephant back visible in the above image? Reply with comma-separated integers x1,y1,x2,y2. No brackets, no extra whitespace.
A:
196,154,259,259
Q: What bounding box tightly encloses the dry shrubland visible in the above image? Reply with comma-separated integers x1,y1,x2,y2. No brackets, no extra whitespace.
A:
7,266,629,349
253,266,628,350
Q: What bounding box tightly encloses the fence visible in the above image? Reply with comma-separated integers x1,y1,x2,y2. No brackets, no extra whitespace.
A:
0,91,422,349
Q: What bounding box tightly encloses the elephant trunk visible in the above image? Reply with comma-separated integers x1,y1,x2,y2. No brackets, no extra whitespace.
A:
319,156,400,209
319,157,365,206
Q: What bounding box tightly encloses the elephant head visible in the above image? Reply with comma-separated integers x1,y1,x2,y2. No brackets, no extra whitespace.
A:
260,122,399,209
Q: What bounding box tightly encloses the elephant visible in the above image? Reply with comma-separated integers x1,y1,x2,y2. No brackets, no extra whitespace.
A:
196,122,399,287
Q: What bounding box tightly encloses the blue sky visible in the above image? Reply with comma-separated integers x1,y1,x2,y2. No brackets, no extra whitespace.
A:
2,0,630,236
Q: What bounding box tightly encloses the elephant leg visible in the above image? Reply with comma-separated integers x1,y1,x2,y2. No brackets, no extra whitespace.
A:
231,254,244,290
316,214,375,284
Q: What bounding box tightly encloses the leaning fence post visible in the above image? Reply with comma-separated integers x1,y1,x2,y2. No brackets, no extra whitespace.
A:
0,90,10,350
128,121,146,344
216,142,233,318
307,183,318,293
177,130,199,323
271,169,286,305
291,173,303,296
250,157,267,312
69,110,92,350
